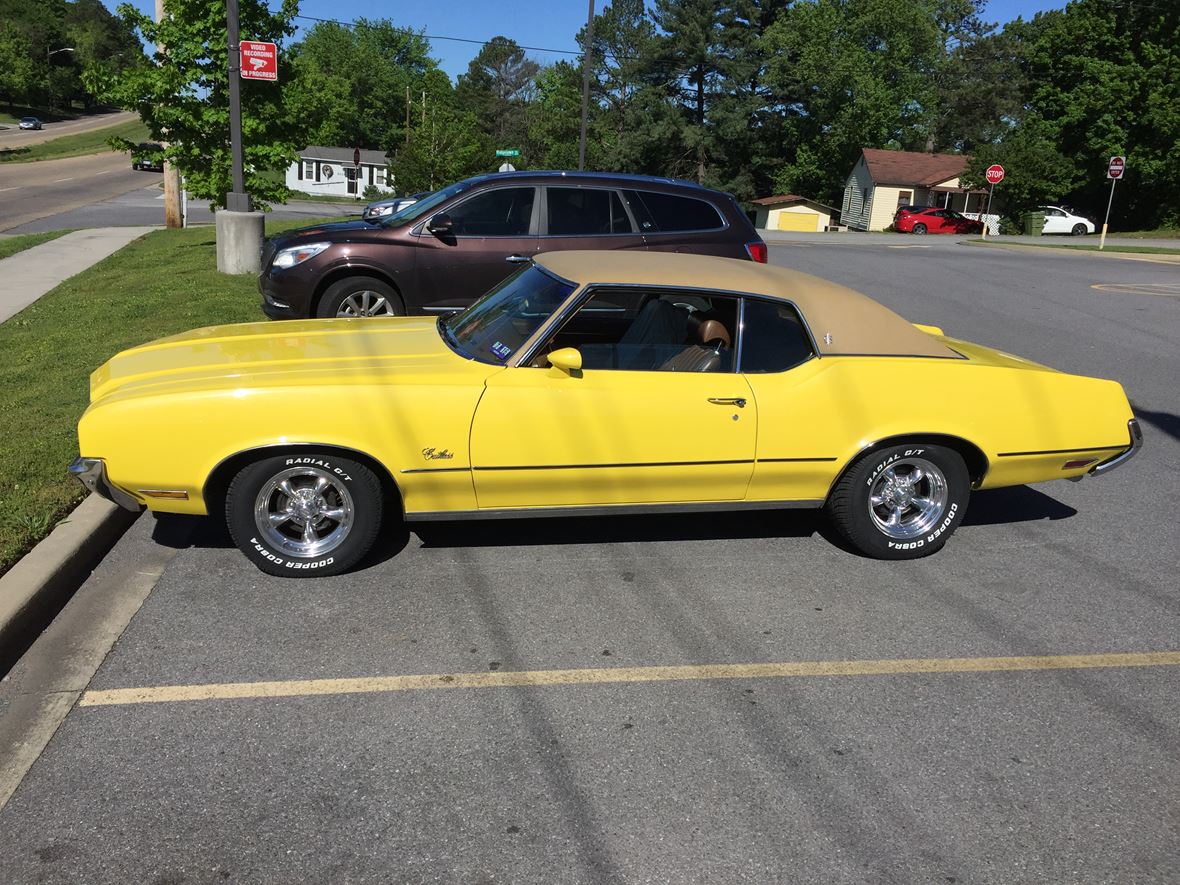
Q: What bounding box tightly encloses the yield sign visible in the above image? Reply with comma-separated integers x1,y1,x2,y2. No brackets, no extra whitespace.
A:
240,40,277,81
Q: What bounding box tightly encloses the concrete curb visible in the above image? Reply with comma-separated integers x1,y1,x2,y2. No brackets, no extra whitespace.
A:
963,239,1180,264
0,495,138,670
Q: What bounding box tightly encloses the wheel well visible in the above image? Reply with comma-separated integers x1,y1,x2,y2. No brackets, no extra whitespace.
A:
204,444,403,520
828,434,989,498
312,267,403,316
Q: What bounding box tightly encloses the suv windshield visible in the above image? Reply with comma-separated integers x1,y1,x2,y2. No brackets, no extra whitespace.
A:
381,179,473,227
439,265,576,365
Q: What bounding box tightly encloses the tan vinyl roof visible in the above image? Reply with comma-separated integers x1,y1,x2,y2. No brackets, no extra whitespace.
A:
534,250,958,359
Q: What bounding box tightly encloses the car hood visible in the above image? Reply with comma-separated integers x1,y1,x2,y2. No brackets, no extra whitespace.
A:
89,317,493,403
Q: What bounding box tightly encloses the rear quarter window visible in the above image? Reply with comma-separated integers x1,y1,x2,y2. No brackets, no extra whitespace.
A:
627,190,726,233
740,300,815,373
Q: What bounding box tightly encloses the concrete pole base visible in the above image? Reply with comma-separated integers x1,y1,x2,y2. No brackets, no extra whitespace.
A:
215,210,265,274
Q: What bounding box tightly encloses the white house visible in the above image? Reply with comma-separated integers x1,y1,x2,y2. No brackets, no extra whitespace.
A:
287,146,390,198
841,148,1000,233
751,194,838,232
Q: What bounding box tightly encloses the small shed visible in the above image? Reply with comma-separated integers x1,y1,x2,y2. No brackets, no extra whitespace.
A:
286,146,390,198
752,194,837,233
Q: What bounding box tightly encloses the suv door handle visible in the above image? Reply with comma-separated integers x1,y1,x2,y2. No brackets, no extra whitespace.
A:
708,397,746,408
505,255,531,263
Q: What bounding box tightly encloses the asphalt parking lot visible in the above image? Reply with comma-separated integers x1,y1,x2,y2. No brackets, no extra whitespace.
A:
1,238,1177,883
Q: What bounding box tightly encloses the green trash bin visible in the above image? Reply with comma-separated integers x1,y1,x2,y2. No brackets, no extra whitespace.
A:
1023,211,1045,236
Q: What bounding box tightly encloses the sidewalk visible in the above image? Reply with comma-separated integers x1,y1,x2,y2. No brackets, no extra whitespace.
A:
0,226,156,323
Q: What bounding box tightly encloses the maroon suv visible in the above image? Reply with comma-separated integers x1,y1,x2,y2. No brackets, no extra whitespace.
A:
259,171,767,319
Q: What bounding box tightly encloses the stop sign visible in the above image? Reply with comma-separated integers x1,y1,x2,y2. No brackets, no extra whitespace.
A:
1108,156,1125,179
985,164,1005,185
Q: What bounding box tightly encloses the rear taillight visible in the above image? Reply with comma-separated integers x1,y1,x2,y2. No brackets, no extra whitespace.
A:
745,241,767,263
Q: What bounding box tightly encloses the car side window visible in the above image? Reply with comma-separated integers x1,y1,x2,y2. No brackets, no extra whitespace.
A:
531,288,738,373
739,300,815,374
546,187,633,235
626,190,725,233
446,187,535,237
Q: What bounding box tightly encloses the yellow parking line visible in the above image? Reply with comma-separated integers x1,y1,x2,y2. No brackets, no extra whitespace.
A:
78,651,1180,707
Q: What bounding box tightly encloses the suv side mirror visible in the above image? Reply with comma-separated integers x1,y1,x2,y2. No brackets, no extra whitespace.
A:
427,213,453,235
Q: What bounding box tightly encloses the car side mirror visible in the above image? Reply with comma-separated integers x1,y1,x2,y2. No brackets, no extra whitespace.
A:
427,213,453,235
547,347,582,373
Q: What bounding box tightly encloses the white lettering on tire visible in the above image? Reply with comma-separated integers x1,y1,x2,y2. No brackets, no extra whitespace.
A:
250,536,335,569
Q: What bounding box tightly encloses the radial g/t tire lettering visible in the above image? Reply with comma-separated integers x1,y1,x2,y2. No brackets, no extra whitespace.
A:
225,451,384,577
826,443,970,560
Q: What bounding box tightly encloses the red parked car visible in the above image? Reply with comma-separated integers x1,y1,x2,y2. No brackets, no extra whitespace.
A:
894,207,984,235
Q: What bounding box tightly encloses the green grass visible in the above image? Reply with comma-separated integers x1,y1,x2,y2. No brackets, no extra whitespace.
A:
288,189,366,205
0,217,338,576
0,230,72,261
1113,229,1180,240
0,118,148,163
969,239,1180,255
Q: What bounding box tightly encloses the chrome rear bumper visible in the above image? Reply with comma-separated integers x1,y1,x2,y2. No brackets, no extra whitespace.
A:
1090,418,1143,477
68,458,142,511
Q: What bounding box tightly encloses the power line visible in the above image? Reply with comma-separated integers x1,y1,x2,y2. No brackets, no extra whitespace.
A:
293,13,584,59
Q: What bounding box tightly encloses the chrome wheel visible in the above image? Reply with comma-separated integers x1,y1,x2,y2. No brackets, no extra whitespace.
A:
867,457,948,540
253,466,354,558
337,290,397,317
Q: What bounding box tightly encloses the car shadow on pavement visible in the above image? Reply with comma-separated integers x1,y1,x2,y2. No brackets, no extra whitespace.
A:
411,509,820,550
150,512,412,570
1132,404,1180,446
962,485,1076,526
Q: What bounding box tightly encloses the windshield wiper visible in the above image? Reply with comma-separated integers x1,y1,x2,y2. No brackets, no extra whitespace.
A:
437,314,463,353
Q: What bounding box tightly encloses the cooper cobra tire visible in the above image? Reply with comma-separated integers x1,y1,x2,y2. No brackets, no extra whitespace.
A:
912,223,927,235
225,451,384,577
825,443,970,560
316,276,404,319
1071,223,1087,236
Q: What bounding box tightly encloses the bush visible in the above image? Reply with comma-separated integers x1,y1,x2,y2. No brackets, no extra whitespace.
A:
362,184,392,201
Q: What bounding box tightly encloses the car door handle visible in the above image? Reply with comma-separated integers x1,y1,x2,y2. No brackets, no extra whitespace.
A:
505,255,531,263
708,397,746,408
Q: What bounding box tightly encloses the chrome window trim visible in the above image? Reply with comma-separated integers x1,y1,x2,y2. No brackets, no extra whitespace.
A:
512,283,750,374
409,184,540,238
512,281,824,373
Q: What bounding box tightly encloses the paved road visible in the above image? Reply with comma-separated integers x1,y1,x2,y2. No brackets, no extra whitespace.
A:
3,178,361,235
0,152,145,233
1,241,1177,882
0,110,137,149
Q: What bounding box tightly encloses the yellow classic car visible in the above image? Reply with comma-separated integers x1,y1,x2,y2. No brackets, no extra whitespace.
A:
71,251,1140,576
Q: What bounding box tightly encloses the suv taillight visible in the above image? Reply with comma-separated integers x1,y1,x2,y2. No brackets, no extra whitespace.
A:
745,241,767,263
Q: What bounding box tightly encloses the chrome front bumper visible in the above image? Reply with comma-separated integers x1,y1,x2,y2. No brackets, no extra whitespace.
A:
68,458,142,511
1090,418,1143,477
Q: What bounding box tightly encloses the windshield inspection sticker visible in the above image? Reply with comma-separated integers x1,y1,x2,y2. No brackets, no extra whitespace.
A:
490,341,512,361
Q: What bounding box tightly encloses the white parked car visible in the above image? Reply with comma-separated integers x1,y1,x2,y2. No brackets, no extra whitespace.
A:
1039,205,1095,236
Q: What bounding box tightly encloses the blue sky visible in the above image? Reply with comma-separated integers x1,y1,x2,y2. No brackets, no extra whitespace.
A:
108,0,1068,80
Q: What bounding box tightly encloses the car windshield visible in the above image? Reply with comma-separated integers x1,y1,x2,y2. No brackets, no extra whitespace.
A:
439,265,576,365
380,180,468,227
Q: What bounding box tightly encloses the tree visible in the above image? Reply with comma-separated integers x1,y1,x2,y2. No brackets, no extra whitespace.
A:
289,19,439,153
0,24,38,112
525,61,584,169
765,0,943,204
98,0,301,209
389,97,487,193
455,36,539,149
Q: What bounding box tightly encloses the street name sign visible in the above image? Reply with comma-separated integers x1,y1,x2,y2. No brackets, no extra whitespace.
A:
1107,156,1125,179
496,149,521,157
985,164,1005,185
240,41,278,81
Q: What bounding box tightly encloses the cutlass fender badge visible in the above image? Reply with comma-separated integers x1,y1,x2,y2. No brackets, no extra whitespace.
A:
422,447,454,461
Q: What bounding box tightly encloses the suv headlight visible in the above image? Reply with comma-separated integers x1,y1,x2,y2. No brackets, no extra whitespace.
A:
366,205,393,218
271,242,330,269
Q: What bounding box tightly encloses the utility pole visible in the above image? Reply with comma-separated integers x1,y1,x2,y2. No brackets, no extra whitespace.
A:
578,0,595,171
225,0,250,212
155,0,183,228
